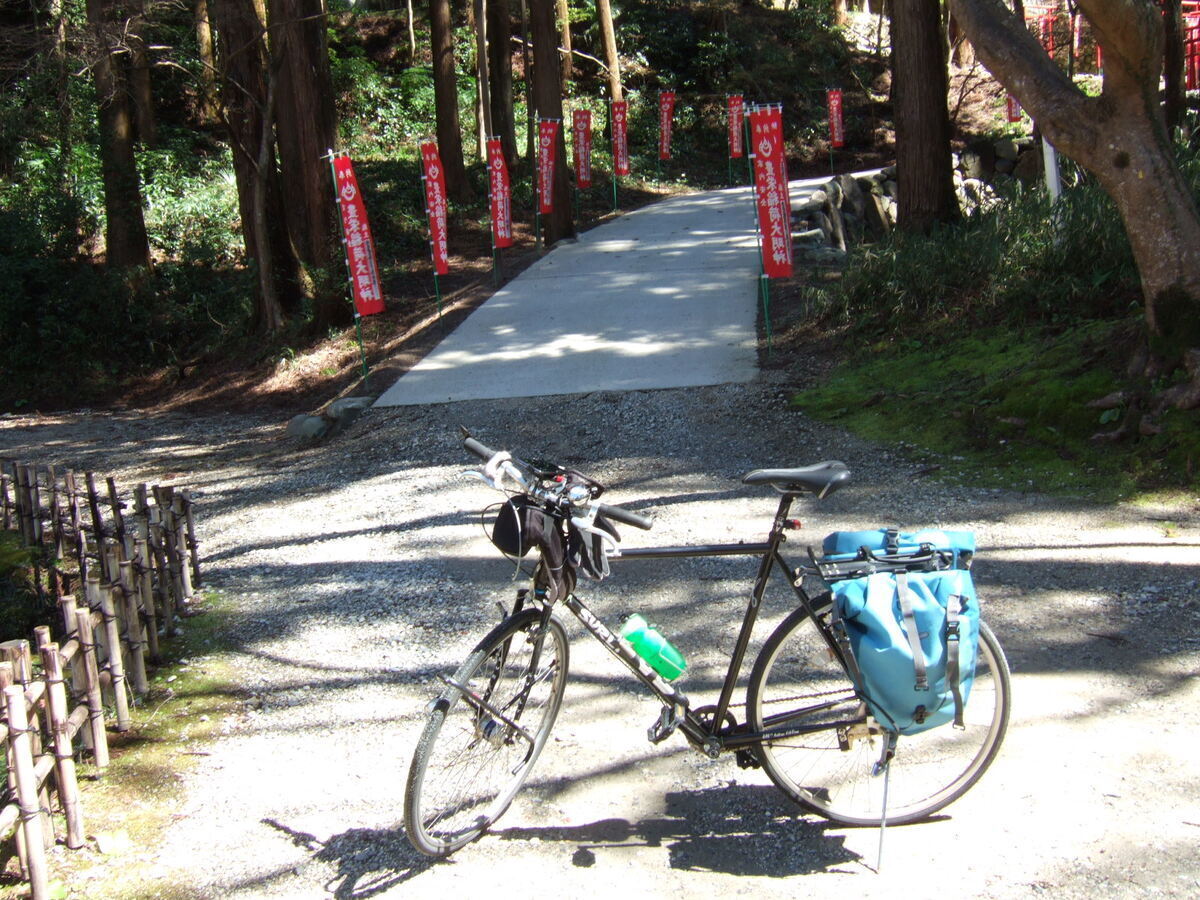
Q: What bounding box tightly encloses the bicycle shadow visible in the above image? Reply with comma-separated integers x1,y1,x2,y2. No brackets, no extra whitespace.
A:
491,783,862,877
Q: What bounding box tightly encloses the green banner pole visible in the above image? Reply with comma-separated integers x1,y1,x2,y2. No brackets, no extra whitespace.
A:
761,274,772,358
433,271,443,325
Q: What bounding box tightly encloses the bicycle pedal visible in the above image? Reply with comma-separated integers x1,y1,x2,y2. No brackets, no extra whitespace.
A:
735,747,761,770
647,706,680,744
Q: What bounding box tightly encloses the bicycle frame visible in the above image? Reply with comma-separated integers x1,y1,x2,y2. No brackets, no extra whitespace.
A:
553,492,863,759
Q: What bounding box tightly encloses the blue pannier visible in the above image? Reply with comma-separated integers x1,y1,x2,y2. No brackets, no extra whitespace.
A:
822,527,975,567
830,568,980,735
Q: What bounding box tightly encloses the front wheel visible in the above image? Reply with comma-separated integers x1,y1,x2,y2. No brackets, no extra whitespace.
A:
747,600,1010,826
404,608,569,856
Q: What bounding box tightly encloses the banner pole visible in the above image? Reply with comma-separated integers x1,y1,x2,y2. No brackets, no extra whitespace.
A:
433,271,443,324
327,148,370,389
761,273,772,358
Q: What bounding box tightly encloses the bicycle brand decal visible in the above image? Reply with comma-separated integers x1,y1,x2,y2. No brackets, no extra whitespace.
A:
566,595,680,699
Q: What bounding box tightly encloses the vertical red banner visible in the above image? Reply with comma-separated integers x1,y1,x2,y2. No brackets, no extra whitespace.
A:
826,88,845,149
332,155,385,316
486,139,513,249
727,95,744,159
658,90,676,160
749,104,793,279
537,119,560,215
611,99,630,176
1006,94,1023,123
572,109,592,188
420,140,449,276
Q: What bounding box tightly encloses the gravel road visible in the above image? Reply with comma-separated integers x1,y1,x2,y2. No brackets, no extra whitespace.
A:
2,377,1198,899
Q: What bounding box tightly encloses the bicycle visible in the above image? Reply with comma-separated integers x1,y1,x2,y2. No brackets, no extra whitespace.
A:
403,429,1011,857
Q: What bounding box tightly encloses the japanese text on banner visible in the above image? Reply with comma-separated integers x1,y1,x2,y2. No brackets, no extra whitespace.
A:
486,139,513,249
727,95,744,159
420,140,450,275
538,119,560,215
826,89,844,149
749,105,793,279
659,91,676,160
573,109,592,188
332,155,385,316
611,100,630,176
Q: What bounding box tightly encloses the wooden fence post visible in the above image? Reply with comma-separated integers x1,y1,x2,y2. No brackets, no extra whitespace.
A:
181,490,201,589
74,606,109,769
1,471,12,530
96,581,131,732
3,684,50,900
0,640,54,849
118,559,149,695
35,635,85,850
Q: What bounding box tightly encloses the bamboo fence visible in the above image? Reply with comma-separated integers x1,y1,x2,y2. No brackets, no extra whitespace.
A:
0,461,201,900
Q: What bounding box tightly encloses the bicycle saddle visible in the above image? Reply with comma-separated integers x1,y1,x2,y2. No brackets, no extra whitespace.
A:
741,461,851,498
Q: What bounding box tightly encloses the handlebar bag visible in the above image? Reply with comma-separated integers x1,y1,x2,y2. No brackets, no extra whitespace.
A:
831,568,980,735
822,528,975,567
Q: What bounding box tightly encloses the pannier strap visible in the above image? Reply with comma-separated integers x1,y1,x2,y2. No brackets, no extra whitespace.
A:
947,594,965,729
895,573,928,691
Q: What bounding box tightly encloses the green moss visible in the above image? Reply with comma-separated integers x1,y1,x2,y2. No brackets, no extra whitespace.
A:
792,321,1199,500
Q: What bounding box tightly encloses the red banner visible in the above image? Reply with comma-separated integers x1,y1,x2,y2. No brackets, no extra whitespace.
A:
332,155,384,316
538,119,560,215
486,139,513,249
658,90,676,160
1006,94,1023,123
611,99,630,176
727,95,744,159
826,88,845,149
420,140,449,275
749,104,792,279
572,109,592,188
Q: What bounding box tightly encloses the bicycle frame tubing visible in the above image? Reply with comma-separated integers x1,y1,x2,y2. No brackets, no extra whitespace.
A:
558,492,857,752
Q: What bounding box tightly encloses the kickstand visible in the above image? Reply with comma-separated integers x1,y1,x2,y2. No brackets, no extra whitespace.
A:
872,732,897,873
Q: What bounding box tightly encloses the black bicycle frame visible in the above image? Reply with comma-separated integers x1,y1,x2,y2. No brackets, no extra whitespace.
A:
557,492,862,755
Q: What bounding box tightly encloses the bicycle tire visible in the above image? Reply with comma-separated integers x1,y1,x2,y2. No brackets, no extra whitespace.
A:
747,599,1010,826
405,608,569,856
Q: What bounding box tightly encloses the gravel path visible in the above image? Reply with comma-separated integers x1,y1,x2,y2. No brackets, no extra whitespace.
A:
1,380,1198,899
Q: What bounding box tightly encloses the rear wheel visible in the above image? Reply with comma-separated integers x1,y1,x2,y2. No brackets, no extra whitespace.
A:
405,608,568,856
747,600,1009,825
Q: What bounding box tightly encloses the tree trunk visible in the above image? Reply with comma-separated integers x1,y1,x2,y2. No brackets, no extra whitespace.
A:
950,0,1200,367
474,0,492,160
1163,0,1186,134
892,0,959,231
270,0,347,329
557,0,572,92
209,0,302,332
529,0,573,244
194,0,220,125
407,0,417,61
488,0,518,169
430,0,473,203
596,0,622,102
86,0,151,269
128,0,157,146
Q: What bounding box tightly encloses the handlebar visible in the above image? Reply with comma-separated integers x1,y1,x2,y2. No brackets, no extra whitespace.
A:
459,428,654,530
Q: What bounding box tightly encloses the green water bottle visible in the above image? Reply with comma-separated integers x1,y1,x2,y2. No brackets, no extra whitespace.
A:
620,614,687,681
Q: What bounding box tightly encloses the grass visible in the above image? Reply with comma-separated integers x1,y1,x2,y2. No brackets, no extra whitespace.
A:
790,319,1200,501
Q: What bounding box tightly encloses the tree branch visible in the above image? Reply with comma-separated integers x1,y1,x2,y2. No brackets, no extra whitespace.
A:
950,0,1098,155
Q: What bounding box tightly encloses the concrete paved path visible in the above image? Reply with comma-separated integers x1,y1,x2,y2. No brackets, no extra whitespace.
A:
374,185,764,407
